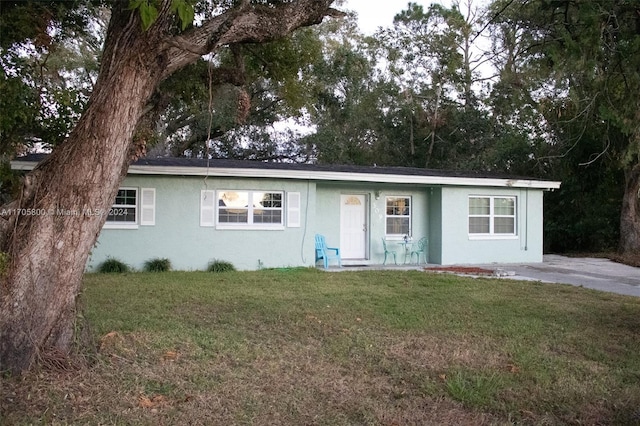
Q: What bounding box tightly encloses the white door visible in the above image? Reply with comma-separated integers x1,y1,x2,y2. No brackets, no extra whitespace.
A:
340,194,367,259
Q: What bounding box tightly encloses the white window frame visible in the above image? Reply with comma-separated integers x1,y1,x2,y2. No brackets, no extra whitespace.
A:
216,190,285,230
103,187,155,230
103,187,139,229
385,195,412,238
468,196,517,239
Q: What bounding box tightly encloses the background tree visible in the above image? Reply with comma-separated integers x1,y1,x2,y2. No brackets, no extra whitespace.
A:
372,1,509,170
488,0,640,255
300,16,398,165
0,0,343,374
148,27,324,160
0,1,104,154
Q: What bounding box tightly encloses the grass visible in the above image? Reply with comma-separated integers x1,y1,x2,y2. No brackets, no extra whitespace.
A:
2,269,640,425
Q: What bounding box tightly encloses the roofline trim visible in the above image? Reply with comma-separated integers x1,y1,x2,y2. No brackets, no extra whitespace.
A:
10,161,562,190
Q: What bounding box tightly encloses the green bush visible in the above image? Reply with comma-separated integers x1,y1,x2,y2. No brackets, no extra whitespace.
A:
207,260,236,273
97,258,130,273
144,258,171,272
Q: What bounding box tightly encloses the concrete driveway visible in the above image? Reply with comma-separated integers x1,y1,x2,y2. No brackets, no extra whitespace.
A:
481,254,640,297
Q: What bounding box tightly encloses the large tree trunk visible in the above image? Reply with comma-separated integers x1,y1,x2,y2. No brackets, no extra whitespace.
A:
0,4,165,373
619,162,640,255
0,0,340,374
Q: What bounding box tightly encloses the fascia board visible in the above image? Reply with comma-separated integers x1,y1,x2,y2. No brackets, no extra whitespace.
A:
10,161,561,190
126,165,561,190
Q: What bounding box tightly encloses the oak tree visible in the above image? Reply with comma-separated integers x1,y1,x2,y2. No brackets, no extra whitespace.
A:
0,0,342,374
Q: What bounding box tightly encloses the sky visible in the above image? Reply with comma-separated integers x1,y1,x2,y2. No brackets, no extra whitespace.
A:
343,0,450,34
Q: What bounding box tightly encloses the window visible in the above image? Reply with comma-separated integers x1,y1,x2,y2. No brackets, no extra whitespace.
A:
385,196,411,236
106,188,137,225
104,187,155,229
469,196,516,236
217,190,283,228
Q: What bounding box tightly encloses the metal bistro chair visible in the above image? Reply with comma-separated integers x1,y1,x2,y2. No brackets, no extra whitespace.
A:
410,237,428,264
381,238,397,265
315,234,341,269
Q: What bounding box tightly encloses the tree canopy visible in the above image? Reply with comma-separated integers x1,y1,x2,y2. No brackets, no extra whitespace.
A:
0,0,343,374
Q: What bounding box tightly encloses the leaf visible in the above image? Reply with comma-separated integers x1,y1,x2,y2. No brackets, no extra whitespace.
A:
138,394,167,408
128,0,143,10
171,0,195,31
162,350,180,362
177,2,194,31
506,364,520,374
139,1,159,31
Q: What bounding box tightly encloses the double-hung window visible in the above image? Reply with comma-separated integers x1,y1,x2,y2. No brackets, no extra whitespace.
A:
385,196,411,236
106,188,137,226
468,196,516,237
217,190,283,228
104,187,155,229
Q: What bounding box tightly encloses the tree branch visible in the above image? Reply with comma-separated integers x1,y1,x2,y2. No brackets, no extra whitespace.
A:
161,0,344,80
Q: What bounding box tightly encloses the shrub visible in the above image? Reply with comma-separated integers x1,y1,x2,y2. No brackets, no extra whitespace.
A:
207,260,236,273
144,258,171,272
97,258,130,273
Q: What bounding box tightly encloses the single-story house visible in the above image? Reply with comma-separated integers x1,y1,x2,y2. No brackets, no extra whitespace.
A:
12,154,561,271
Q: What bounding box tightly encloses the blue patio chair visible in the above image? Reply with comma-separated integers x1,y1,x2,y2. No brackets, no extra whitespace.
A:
381,238,397,265
410,237,428,264
315,234,341,269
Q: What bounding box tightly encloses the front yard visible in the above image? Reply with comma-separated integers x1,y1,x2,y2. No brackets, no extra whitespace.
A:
2,269,639,424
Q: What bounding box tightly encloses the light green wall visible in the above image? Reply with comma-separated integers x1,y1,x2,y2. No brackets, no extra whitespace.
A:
89,174,548,271
315,183,429,265
89,175,317,271
439,186,544,264
428,187,443,264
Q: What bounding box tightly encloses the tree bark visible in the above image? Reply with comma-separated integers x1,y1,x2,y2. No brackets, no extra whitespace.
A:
0,1,165,374
0,0,340,374
619,162,640,255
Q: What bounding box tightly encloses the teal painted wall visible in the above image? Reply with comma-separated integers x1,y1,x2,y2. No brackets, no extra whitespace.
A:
89,175,317,271
428,187,443,264
89,174,548,271
439,186,544,265
315,183,429,265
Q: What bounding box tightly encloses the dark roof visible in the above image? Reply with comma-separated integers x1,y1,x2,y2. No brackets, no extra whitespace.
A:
12,153,552,183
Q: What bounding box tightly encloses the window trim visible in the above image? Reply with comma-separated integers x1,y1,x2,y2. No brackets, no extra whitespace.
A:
385,195,412,238
103,187,139,230
216,190,285,230
468,196,517,240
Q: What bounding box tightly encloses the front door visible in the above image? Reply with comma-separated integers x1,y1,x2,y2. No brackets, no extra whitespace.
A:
340,194,367,259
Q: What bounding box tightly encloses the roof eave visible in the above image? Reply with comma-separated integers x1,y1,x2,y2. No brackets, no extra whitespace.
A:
10,161,562,190
125,164,562,190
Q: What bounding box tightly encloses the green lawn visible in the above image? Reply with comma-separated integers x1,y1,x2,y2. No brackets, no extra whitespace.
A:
2,269,640,425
